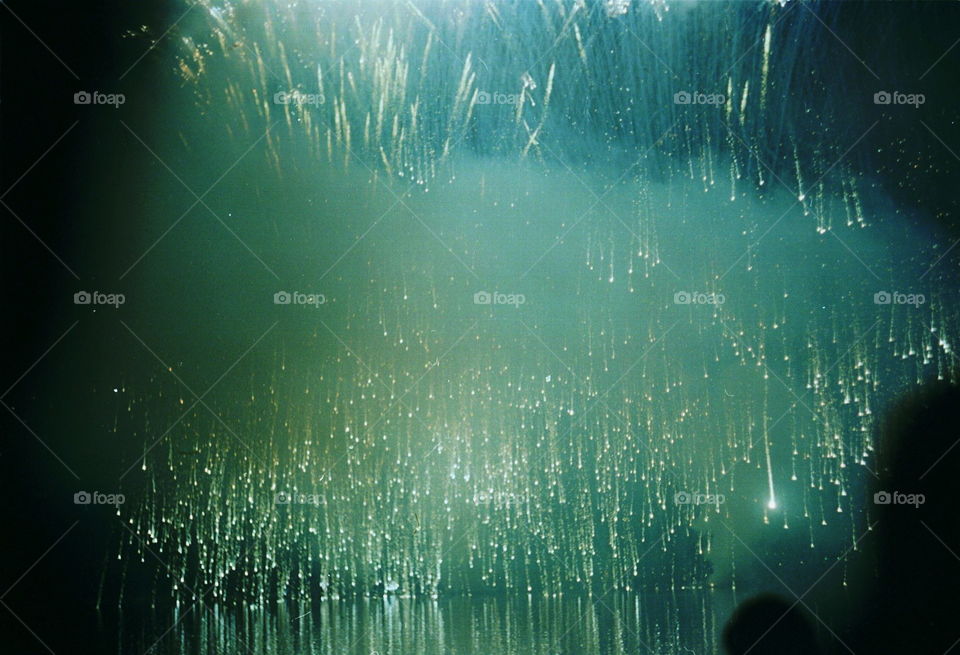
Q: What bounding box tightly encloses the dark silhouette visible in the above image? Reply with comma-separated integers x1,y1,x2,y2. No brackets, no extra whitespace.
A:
859,381,960,654
725,383,960,654
722,593,820,655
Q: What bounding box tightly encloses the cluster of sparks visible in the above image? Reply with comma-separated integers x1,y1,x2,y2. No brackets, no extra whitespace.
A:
114,0,959,606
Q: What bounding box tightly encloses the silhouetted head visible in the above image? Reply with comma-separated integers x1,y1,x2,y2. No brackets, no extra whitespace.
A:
875,381,960,524
869,381,960,653
722,593,819,655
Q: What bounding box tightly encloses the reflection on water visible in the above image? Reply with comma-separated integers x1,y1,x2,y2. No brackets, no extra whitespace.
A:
127,592,733,655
